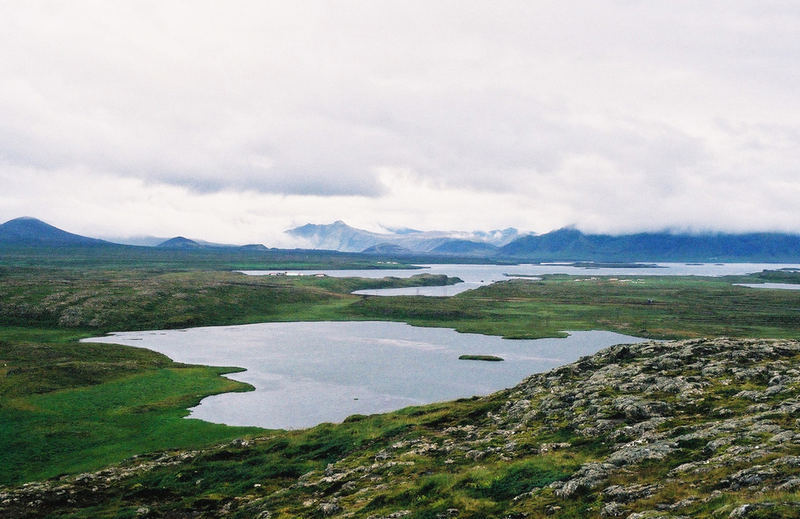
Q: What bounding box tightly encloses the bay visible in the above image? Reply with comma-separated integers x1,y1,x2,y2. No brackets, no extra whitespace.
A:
83,323,649,429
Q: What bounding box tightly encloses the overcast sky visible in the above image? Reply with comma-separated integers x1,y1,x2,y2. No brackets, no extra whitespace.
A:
1,1,799,246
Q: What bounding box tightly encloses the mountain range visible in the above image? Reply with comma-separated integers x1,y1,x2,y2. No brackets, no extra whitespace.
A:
2,217,800,262
0,218,261,252
286,220,520,254
288,221,800,261
498,227,800,262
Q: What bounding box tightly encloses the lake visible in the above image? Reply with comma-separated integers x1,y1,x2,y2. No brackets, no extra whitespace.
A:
240,263,800,296
733,283,800,290
83,323,649,429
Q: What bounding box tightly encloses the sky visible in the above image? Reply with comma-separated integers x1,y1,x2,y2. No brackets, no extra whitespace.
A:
1,1,799,246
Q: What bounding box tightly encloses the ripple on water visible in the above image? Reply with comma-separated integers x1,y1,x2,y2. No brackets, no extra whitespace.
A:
83,322,649,429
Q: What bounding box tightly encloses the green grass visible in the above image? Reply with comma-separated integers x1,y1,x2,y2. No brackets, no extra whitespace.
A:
0,270,468,486
0,358,261,485
346,275,800,339
465,459,575,500
1,333,799,517
0,244,426,271
1,262,799,491
2,261,798,339
0,268,462,330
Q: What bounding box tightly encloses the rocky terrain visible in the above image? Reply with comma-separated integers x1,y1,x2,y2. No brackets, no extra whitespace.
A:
2,337,799,518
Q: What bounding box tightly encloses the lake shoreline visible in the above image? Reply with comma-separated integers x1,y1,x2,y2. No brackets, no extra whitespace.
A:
83,323,649,429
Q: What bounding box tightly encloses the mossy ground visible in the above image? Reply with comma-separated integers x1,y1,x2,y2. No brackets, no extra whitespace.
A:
8,339,799,518
0,252,799,517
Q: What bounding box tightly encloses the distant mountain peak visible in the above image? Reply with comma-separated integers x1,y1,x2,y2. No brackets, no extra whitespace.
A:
156,236,202,249
7,216,57,227
239,243,268,251
286,221,521,254
0,217,108,246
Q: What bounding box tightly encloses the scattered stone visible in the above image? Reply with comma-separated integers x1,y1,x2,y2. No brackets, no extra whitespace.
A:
612,396,672,421
367,511,411,519
607,441,676,466
555,463,614,497
600,501,627,517
777,478,800,491
723,466,777,490
726,503,797,518
318,502,342,516
602,483,658,503
539,442,570,452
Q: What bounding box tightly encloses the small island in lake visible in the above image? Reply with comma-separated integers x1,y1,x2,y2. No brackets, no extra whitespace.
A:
458,354,504,362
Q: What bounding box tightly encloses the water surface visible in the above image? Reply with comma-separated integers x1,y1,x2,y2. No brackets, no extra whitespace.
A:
242,263,800,296
733,283,800,290
83,323,648,429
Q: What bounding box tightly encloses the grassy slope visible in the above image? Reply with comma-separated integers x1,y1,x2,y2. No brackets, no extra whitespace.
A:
5,339,800,519
0,256,798,492
0,327,262,485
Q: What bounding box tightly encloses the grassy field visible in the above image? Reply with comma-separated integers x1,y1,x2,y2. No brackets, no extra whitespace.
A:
0,269,463,485
349,274,800,339
0,253,799,492
0,244,424,271
2,263,798,338
0,326,264,485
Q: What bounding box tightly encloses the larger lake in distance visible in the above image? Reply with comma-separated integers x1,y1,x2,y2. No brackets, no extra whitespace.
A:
83,323,649,429
240,263,800,297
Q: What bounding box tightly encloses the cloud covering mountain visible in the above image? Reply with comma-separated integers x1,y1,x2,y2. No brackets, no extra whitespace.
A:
1,2,800,243
286,221,800,262
3,216,799,262
287,221,519,253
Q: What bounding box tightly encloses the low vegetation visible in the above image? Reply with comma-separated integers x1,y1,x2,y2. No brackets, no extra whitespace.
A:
458,355,504,361
0,327,262,486
0,244,422,271
0,251,799,517
4,338,800,518
347,272,800,340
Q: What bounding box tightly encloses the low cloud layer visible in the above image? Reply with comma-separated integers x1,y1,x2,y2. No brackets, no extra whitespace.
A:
2,1,799,243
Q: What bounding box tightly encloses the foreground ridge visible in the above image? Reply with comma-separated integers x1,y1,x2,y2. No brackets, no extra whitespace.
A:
2,338,799,518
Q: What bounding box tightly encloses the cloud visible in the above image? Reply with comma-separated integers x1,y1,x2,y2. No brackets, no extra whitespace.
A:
1,1,799,237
